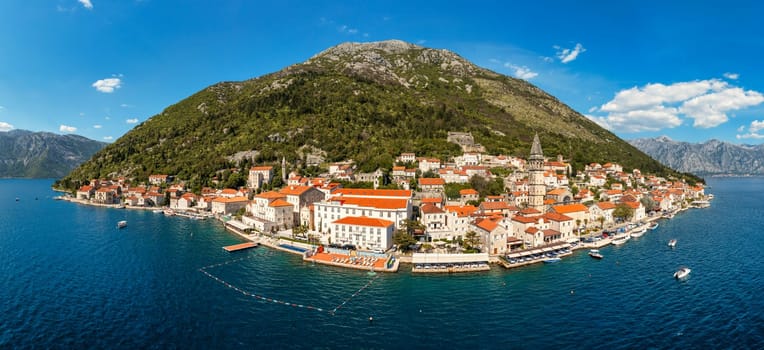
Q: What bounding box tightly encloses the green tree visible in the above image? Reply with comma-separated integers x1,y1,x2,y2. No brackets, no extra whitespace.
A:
293,224,308,239
640,196,657,212
464,230,481,251
393,230,418,250
613,203,634,222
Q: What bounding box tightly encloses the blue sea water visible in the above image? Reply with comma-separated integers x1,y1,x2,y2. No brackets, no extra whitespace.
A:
1,178,762,349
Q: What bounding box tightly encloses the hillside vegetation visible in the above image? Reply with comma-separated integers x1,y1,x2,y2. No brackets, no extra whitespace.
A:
57,40,699,189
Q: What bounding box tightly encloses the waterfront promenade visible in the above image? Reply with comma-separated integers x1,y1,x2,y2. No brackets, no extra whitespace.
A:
59,193,698,274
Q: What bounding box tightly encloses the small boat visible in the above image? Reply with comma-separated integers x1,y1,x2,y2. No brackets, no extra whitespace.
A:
117,220,127,229
543,256,562,264
668,239,677,248
630,226,647,238
648,222,659,230
674,267,691,279
691,200,710,208
15,197,20,202
163,209,175,216
588,249,603,259
611,234,631,246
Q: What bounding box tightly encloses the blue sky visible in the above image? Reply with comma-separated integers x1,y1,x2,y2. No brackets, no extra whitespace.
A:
2,0,763,144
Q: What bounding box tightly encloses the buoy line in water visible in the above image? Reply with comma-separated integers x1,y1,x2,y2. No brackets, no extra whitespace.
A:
199,256,381,316
329,273,381,315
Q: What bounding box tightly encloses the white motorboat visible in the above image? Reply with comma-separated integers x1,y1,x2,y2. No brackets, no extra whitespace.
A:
668,239,677,248
588,249,603,259
648,222,659,230
674,267,691,279
611,233,630,246
630,226,647,238
117,220,127,229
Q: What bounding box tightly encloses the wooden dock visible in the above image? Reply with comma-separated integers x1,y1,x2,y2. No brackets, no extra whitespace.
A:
223,242,259,252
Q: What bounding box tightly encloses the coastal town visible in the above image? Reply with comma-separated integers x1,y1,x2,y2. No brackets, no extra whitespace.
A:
61,132,711,273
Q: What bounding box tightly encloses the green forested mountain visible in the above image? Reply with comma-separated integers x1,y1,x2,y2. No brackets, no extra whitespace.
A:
0,130,105,178
57,40,699,189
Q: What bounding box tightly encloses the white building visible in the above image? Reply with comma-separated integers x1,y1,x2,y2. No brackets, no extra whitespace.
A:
313,189,412,235
330,216,395,250
248,166,273,190
211,196,249,215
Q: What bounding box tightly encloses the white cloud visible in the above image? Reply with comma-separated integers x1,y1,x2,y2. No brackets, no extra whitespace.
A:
555,43,586,63
503,63,538,80
338,24,359,35
541,56,554,63
0,105,5,110
590,78,764,132
750,120,764,133
587,106,683,132
126,118,138,124
600,80,727,113
0,121,13,132
120,104,132,108
103,136,113,141
78,0,93,10
59,125,77,133
736,132,764,140
92,78,121,93
680,87,764,128
737,125,746,132
93,124,102,129
723,72,739,80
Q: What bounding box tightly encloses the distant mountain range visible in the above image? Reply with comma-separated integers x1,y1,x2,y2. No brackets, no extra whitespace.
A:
629,136,764,176
0,130,106,178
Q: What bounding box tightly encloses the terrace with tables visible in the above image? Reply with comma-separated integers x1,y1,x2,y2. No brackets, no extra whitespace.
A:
499,243,573,269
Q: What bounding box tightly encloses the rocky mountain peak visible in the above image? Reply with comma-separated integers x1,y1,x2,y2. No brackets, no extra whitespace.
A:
305,39,483,85
630,137,764,175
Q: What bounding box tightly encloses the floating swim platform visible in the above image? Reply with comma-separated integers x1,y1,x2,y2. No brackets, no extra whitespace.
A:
223,242,259,252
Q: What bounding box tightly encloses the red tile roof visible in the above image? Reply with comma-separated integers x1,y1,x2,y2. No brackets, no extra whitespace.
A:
330,197,409,210
269,199,293,207
512,215,538,224
332,216,394,227
552,203,589,214
475,218,499,232
543,212,573,222
212,196,248,203
279,185,313,196
334,188,412,197
596,202,616,210
444,205,478,217
257,191,286,199
419,178,445,186
420,203,445,214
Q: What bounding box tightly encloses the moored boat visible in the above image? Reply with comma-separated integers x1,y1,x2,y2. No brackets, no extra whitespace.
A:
630,226,647,238
648,222,659,230
611,233,630,246
691,200,710,208
543,256,561,263
673,267,691,279
588,249,603,259
668,239,677,248
117,220,127,229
